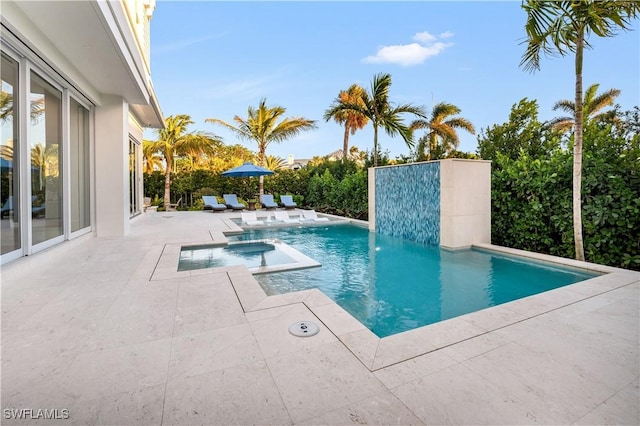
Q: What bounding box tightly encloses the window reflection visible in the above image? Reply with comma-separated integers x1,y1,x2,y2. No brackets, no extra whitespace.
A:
1,53,20,255
30,71,63,245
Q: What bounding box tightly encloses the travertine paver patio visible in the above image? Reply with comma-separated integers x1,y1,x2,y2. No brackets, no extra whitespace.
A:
1,210,638,425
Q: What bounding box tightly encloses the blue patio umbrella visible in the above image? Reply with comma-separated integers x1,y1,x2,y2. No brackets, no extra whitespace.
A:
221,162,274,178
221,162,274,203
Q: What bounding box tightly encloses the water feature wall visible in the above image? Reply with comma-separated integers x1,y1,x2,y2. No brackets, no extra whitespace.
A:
372,162,441,245
368,159,491,249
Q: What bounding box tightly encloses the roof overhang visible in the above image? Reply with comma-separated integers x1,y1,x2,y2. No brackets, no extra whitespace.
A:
3,0,164,128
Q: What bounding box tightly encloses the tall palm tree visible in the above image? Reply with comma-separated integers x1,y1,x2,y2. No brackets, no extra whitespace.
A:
323,73,426,166
142,140,163,174
180,133,223,171
324,84,369,162
521,0,640,261
410,102,475,160
550,83,621,132
206,98,317,194
153,114,221,208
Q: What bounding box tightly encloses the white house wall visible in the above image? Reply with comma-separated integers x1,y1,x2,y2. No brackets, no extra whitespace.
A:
1,0,163,262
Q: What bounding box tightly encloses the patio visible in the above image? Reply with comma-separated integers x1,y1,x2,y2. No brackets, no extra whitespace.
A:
1,209,638,425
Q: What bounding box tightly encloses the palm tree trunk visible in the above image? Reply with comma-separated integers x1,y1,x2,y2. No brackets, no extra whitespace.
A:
373,124,378,167
429,134,438,161
163,165,171,210
342,125,349,163
258,146,266,195
573,33,585,261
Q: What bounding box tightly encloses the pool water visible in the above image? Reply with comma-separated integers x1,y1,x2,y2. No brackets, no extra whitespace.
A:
178,242,295,271
231,224,599,338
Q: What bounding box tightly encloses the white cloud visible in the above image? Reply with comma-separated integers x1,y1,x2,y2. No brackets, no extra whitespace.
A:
413,31,436,43
363,42,452,67
363,30,454,67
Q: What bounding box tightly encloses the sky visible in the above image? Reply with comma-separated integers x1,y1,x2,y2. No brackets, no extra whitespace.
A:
146,0,640,161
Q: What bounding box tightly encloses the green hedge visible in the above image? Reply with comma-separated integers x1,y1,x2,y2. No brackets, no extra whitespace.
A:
306,169,368,219
492,123,639,270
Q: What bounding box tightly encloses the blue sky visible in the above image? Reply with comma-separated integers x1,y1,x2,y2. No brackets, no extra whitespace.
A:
147,1,640,161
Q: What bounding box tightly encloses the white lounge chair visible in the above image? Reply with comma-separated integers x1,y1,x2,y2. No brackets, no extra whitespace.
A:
301,210,329,222
167,197,182,211
274,210,300,224
241,212,264,226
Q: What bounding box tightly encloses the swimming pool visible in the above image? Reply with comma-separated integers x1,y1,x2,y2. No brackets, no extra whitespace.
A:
178,240,321,274
178,242,295,271
231,224,599,337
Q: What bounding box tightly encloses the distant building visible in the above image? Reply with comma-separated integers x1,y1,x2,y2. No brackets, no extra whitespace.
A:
287,159,312,170
1,0,164,263
284,149,365,171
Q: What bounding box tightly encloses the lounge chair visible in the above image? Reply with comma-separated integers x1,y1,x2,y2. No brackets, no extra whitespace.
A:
223,194,245,211
167,197,182,211
260,194,278,210
301,210,329,222
274,210,300,224
280,195,297,209
241,211,264,226
202,196,227,212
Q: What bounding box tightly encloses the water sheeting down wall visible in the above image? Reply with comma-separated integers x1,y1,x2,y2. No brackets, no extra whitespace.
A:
374,162,440,245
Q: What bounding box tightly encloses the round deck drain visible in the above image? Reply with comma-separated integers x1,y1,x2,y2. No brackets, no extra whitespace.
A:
289,321,319,337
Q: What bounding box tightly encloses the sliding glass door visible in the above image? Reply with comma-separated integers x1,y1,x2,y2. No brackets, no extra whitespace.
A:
29,71,63,246
0,53,20,255
70,98,90,232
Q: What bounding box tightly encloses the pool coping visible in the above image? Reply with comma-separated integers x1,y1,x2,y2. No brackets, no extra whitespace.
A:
174,239,322,276
150,218,638,371
149,214,345,281
226,243,638,371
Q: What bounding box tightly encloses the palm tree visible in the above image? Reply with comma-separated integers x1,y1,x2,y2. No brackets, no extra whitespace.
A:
1,92,45,123
206,98,317,194
550,83,621,132
152,114,221,208
0,91,12,122
31,143,59,189
410,102,475,160
323,73,426,166
264,155,287,171
324,84,369,162
142,140,163,174
521,0,640,261
180,133,223,171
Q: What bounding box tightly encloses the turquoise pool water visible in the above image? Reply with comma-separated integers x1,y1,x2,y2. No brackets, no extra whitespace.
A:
230,224,599,337
178,242,295,271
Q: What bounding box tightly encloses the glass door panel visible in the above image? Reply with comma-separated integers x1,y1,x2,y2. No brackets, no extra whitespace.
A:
70,98,90,232
0,53,20,255
129,138,139,216
30,71,63,245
